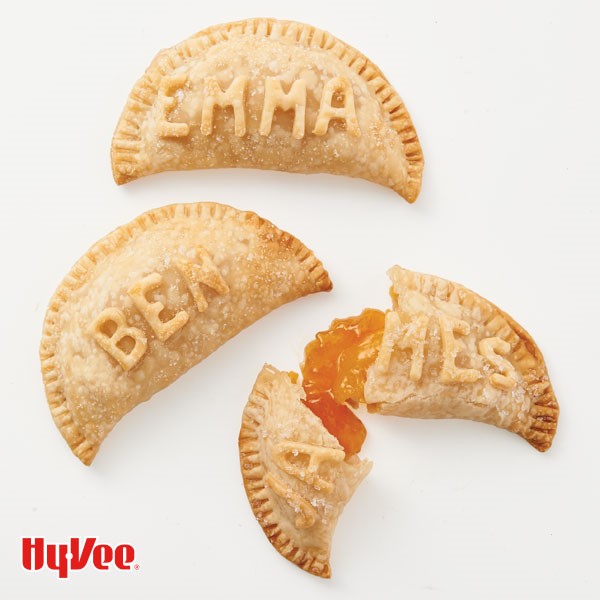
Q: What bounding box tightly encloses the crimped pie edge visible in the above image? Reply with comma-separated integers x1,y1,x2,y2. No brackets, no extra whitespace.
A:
39,203,332,466
386,265,559,451
239,365,333,578
111,17,424,201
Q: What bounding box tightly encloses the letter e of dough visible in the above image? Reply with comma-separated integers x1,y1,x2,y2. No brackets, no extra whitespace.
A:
128,273,189,342
157,73,190,138
439,315,481,384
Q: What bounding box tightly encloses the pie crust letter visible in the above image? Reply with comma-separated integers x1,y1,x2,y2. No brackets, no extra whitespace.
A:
176,247,230,313
313,77,360,137
439,315,481,384
478,337,517,390
201,76,248,136
128,273,189,342
157,74,190,138
273,441,345,494
90,308,147,371
375,311,428,380
259,78,307,139
265,472,317,529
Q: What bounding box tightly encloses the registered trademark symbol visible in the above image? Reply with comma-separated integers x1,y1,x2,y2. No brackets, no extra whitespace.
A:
134,564,140,570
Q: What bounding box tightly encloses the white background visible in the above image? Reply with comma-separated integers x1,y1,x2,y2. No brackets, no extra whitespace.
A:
1,1,599,598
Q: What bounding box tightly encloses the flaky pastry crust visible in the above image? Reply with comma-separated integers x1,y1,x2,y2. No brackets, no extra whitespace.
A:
40,203,331,465
239,365,371,578
365,267,559,451
112,18,423,201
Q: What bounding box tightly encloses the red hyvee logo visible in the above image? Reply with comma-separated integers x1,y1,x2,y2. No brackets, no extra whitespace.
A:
22,538,137,579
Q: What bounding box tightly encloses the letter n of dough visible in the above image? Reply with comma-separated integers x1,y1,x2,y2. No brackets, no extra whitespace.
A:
128,273,189,342
201,76,248,136
90,308,147,371
176,247,229,313
313,77,360,137
439,315,481,384
157,74,190,138
259,78,307,139
375,311,429,381
478,337,517,389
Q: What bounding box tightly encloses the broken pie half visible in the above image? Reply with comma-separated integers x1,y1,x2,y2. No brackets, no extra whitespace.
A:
239,365,371,578
112,18,423,202
300,266,559,452
40,203,332,465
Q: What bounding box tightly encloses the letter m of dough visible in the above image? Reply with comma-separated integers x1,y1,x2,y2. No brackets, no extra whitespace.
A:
201,76,248,136
259,78,307,139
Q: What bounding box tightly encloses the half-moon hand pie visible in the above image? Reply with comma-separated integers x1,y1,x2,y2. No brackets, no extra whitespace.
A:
300,267,559,451
40,203,332,465
111,18,423,202
239,365,371,578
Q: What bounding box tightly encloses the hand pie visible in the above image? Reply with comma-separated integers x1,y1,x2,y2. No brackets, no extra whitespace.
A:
239,365,371,578
40,203,332,465
112,18,423,202
301,267,559,451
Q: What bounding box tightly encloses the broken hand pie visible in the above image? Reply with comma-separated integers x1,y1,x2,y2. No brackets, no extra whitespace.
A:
301,266,559,451
112,18,423,202
239,366,371,578
40,203,331,465
239,267,559,578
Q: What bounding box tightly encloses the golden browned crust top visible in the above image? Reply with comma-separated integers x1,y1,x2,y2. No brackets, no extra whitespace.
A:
386,266,559,451
239,365,371,578
239,366,332,577
40,203,332,465
111,18,423,201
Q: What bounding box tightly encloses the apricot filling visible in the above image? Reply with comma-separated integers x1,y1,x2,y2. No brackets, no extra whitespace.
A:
300,309,386,455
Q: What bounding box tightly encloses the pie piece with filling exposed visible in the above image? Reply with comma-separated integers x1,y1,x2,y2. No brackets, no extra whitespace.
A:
300,266,559,451
112,18,423,201
40,203,331,465
239,365,371,578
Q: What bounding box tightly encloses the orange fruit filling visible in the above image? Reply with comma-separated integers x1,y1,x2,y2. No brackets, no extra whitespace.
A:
300,308,386,455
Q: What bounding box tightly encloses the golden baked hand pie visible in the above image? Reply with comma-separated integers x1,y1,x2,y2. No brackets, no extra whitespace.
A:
300,267,559,451
112,18,423,202
40,203,332,465
239,365,371,578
